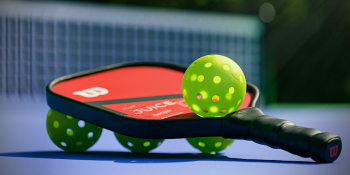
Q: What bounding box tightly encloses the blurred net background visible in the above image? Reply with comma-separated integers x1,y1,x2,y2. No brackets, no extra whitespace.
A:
1,0,349,104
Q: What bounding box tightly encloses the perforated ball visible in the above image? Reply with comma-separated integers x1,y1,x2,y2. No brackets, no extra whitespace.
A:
187,136,234,154
182,54,246,117
115,133,164,153
46,109,103,152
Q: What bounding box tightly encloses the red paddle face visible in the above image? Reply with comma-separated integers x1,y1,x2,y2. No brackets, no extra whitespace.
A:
52,66,253,120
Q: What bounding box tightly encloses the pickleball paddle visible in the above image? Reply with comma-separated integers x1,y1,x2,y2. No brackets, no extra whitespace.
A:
46,62,341,163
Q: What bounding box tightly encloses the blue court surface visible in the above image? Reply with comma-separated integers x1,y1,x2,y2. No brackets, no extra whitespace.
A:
0,101,349,175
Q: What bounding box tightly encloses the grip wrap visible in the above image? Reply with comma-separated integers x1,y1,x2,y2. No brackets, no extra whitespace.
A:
222,107,342,163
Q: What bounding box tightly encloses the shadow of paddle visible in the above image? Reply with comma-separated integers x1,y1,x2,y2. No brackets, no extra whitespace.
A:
0,151,320,164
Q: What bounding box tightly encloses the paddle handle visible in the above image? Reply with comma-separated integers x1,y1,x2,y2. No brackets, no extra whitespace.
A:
221,107,342,163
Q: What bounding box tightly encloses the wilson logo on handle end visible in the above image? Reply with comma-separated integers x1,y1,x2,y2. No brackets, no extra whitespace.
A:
330,145,338,158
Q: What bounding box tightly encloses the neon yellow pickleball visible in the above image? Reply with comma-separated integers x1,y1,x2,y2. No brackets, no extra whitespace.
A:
182,54,246,117
46,109,103,152
187,136,234,154
114,133,164,153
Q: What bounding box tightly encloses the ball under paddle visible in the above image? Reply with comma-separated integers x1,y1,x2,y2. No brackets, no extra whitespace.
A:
186,136,234,154
115,133,164,153
46,109,103,152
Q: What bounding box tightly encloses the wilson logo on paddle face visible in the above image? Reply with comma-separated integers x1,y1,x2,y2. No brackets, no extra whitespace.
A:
73,87,109,98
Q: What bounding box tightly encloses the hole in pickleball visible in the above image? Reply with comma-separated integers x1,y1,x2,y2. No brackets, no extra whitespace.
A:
198,142,205,147
202,108,208,113
88,132,93,138
197,93,203,100
225,93,232,100
76,142,83,146
61,142,67,147
186,74,190,80
78,120,85,128
212,95,219,102
53,121,59,128
192,104,200,112
220,109,226,113
237,99,242,105
223,64,230,70
240,75,244,82
66,115,73,119
229,87,235,94
213,76,221,84
228,107,235,113
215,142,222,147
199,90,208,99
210,106,219,113
66,128,74,136
143,141,151,147
191,74,197,81
183,89,188,98
192,62,197,66
127,142,133,147
210,152,216,154
204,62,212,68
197,75,204,82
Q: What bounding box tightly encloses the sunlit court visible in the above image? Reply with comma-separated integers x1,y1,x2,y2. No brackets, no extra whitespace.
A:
0,1,349,175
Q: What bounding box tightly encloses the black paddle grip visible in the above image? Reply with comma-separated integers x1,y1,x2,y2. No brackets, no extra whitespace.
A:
221,107,342,163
